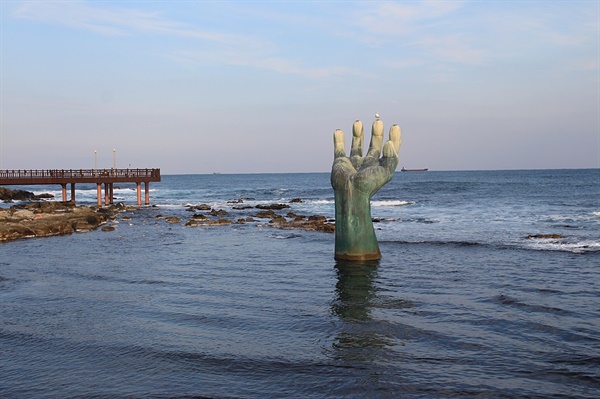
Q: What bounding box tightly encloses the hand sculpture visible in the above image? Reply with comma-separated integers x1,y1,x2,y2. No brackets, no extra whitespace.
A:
331,118,401,260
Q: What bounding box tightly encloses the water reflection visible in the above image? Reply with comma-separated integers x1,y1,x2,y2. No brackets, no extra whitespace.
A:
328,260,393,363
331,260,379,321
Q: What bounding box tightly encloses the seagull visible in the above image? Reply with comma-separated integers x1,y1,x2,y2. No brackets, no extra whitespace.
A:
375,112,380,119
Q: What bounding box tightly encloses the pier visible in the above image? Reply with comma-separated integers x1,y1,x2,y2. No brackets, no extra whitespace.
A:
0,168,161,206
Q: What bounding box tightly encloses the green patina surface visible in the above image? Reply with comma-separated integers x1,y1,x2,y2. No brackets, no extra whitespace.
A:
331,118,401,260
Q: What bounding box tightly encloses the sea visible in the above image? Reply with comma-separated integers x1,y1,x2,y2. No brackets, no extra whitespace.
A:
1,169,599,399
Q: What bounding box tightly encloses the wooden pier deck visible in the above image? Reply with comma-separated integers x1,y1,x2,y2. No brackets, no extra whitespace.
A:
0,168,161,206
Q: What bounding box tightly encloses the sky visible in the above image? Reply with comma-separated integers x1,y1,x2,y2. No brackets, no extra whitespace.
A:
0,0,598,174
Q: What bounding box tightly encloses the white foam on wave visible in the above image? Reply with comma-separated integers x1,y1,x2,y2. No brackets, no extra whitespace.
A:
593,211,600,218
524,238,600,254
307,199,334,205
371,200,415,207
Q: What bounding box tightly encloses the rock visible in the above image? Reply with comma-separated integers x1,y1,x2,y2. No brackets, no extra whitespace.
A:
11,209,35,220
185,219,198,227
164,217,181,224
191,213,208,220
0,204,114,241
233,205,253,210
113,202,126,210
289,198,303,203
236,219,246,224
0,187,55,201
209,209,228,216
527,234,565,239
256,209,276,218
195,204,212,211
269,215,286,224
101,225,116,232
0,187,36,201
256,203,291,210
210,218,233,226
286,212,304,220
261,212,335,233
19,200,75,213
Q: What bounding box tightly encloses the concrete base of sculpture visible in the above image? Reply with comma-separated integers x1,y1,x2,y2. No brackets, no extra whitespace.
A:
331,118,401,261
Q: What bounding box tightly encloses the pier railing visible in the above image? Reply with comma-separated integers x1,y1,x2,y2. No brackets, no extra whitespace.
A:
0,168,160,181
0,168,161,205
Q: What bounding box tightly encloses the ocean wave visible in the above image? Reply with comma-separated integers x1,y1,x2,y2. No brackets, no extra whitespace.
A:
372,200,415,207
491,294,570,315
523,239,600,254
384,240,489,248
385,238,600,254
305,199,334,205
593,211,600,218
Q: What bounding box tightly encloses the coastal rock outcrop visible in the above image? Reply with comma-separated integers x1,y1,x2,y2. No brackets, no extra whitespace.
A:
256,203,290,210
0,187,54,202
267,214,335,233
175,202,335,233
0,201,117,241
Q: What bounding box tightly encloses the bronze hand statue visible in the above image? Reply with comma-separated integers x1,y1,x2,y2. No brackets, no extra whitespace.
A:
331,118,401,260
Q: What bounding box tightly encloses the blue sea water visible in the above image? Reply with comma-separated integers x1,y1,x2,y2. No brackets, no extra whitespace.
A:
1,169,599,398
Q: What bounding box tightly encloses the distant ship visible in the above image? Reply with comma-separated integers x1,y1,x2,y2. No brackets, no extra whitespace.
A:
401,167,428,172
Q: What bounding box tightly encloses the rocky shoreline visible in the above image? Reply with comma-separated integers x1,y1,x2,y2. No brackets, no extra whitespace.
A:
0,187,55,202
175,201,335,233
1,188,571,244
0,201,124,242
2,186,567,243
0,188,335,242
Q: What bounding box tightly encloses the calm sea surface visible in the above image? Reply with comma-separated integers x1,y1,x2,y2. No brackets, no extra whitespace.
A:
1,169,599,398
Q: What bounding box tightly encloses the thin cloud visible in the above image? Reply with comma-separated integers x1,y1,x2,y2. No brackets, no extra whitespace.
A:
14,1,252,45
381,59,424,69
418,35,485,66
13,0,357,79
357,0,466,38
169,50,366,79
353,0,484,67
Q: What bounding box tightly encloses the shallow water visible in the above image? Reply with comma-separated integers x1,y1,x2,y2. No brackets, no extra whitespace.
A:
1,170,599,398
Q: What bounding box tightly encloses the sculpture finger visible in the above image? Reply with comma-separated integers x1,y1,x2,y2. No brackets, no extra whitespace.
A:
389,124,401,153
381,140,400,174
350,120,364,157
366,119,384,159
333,129,347,159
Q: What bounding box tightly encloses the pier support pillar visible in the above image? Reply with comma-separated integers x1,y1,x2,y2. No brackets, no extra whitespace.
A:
109,183,114,205
61,184,67,202
70,183,76,203
104,183,110,205
96,183,102,206
136,182,142,206
145,182,150,205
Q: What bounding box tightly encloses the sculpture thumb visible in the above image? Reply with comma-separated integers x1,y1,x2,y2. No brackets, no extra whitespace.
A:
382,140,397,159
389,125,401,153
381,141,399,174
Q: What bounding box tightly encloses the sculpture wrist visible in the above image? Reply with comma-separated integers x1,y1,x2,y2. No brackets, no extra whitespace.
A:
334,189,380,261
